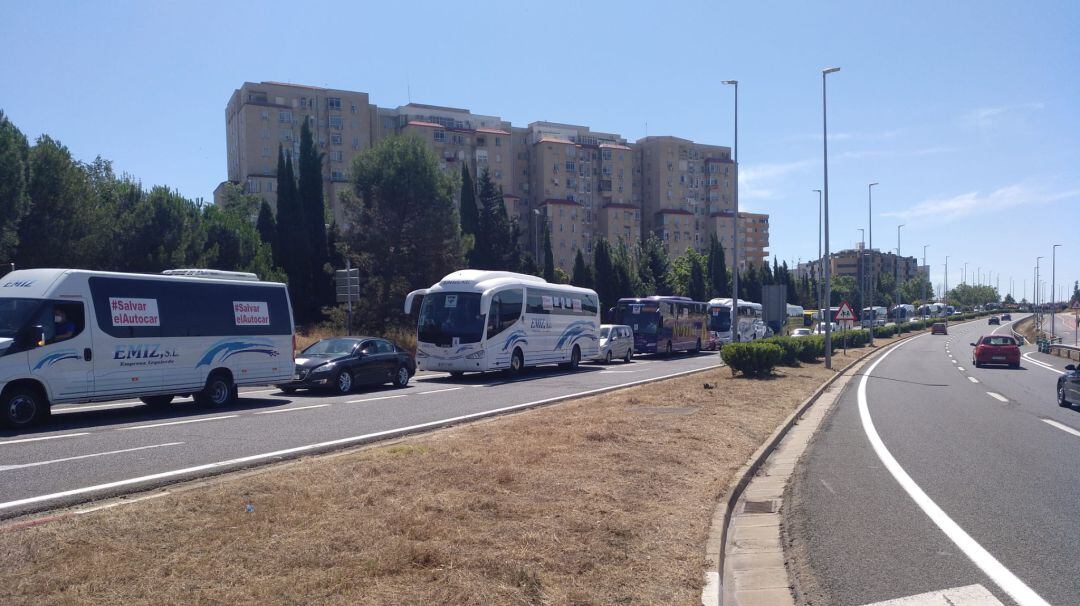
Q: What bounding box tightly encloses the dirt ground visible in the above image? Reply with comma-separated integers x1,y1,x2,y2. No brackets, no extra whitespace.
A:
0,342,890,606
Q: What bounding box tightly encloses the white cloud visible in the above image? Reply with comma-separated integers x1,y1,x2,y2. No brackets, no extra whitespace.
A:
786,129,902,144
961,102,1044,129
882,184,1079,223
739,158,816,200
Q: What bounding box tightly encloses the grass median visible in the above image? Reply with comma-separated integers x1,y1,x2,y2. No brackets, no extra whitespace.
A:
0,339,901,605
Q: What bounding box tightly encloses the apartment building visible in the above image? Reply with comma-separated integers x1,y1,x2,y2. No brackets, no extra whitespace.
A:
218,81,767,274
798,247,919,284
712,211,770,270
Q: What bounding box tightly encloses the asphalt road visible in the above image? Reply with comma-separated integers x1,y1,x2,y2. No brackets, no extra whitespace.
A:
0,351,723,519
788,315,1079,605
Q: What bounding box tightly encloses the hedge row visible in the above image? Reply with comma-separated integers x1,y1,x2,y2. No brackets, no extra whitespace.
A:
720,342,783,377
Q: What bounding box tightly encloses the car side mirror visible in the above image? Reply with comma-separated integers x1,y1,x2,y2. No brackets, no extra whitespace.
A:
969,342,976,346
1067,364,1076,371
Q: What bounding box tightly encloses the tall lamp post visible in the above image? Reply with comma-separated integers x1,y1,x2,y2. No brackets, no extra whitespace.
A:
813,189,823,313
867,182,878,345
858,228,866,317
944,256,950,323
1036,257,1043,334
895,224,905,317
1052,244,1061,340
922,245,929,317
822,67,841,368
723,79,739,341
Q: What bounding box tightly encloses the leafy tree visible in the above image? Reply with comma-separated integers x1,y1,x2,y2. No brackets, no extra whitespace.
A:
610,239,641,302
542,223,555,282
1003,293,1016,305
256,200,276,245
739,264,762,302
1071,281,1079,306
200,204,282,281
473,169,520,271
345,135,463,328
520,252,540,278
571,249,593,288
899,273,932,306
554,267,570,284
0,111,30,262
217,181,262,221
829,275,859,307
946,283,1000,309
688,252,707,302
637,235,671,294
706,234,729,299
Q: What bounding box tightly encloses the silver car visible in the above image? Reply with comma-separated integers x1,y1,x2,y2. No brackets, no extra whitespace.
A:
598,324,634,364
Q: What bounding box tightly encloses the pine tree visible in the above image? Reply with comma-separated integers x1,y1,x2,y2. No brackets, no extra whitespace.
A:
638,235,671,294
707,233,729,298
542,223,555,282
571,249,593,288
256,200,275,245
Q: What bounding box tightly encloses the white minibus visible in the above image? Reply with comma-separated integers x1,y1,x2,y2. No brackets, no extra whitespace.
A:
0,269,294,428
404,270,600,376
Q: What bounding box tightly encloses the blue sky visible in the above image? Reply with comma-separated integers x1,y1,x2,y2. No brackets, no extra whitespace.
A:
3,1,1078,301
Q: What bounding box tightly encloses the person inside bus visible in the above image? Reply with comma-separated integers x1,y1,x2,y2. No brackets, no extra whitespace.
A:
53,308,76,341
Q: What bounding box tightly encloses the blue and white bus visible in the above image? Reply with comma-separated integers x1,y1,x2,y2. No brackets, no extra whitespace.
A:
614,296,708,355
708,298,768,343
405,270,600,376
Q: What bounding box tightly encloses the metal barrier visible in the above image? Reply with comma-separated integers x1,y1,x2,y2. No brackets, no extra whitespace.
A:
1048,344,1080,361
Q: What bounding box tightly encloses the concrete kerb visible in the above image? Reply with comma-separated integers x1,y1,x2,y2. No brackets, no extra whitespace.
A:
701,318,988,606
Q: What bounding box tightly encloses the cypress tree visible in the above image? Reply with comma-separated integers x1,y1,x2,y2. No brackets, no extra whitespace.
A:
707,233,729,298
459,164,478,237
571,249,593,288
542,223,555,282
298,120,330,318
256,200,276,246
593,239,615,310
689,253,707,302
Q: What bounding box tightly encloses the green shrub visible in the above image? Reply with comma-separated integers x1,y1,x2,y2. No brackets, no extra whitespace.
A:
873,325,897,338
721,342,783,377
797,335,824,362
761,336,803,366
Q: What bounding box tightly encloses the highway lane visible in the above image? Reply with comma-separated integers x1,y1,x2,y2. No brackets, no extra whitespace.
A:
787,315,1079,605
0,351,723,519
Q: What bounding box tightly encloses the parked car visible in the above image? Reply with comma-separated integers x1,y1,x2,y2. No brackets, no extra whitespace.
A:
1002,313,1012,321
1058,364,1079,407
598,324,634,363
790,328,813,337
279,336,415,394
988,316,1000,325
970,335,1020,368
931,322,948,335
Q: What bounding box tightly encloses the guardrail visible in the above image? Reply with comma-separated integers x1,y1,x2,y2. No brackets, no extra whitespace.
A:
1048,344,1080,362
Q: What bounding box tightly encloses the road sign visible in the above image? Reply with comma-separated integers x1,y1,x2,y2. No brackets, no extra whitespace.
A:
1072,301,1080,310
834,301,857,323
335,268,360,303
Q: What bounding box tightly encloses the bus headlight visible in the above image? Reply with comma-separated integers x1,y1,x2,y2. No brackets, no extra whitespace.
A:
466,351,485,359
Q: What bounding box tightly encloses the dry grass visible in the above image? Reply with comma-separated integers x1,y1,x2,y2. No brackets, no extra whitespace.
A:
296,324,417,354
0,340,894,605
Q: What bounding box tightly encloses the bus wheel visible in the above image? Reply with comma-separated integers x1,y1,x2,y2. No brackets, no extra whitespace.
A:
569,346,581,370
449,371,465,379
2,386,46,429
510,348,525,375
694,338,702,354
196,372,236,407
666,341,673,357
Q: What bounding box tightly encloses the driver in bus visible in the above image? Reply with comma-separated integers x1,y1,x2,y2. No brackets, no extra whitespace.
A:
53,308,75,341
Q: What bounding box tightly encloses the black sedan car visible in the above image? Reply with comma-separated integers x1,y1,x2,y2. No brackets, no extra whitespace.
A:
988,316,1000,325
278,337,416,394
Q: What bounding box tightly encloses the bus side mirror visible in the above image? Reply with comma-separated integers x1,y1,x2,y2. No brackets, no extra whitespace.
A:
19,325,45,349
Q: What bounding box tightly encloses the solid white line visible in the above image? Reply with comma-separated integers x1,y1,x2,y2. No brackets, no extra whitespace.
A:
115,415,238,431
987,392,1009,403
0,432,90,446
1042,418,1080,438
1022,353,1065,375
416,387,463,395
0,442,183,472
74,491,170,515
253,404,329,415
345,394,407,404
968,376,979,383
0,362,724,512
857,334,1050,606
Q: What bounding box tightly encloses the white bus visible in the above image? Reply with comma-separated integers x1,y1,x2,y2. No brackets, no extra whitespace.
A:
707,298,767,343
0,268,294,428
405,270,600,376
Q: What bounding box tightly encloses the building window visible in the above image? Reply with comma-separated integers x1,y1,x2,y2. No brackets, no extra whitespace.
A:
476,149,489,162
602,149,612,161
494,170,502,180
260,128,270,140
476,136,486,147
246,177,261,193
260,110,269,120
566,161,576,173
278,110,293,123
328,116,342,129
330,150,343,162
495,137,502,147
434,130,445,142
299,97,308,108
331,170,346,181
327,97,342,110
331,133,342,145
261,146,271,158
281,129,294,142
266,181,273,192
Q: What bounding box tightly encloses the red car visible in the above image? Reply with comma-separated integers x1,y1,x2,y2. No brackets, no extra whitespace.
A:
971,335,1020,368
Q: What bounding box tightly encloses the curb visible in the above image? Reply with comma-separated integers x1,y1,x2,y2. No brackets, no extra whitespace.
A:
700,319,988,606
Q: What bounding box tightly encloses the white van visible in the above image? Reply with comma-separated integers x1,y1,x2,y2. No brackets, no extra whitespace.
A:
0,269,294,428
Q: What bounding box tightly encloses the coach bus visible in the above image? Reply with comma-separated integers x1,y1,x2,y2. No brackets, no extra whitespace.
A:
404,270,600,377
709,298,768,342
614,296,708,355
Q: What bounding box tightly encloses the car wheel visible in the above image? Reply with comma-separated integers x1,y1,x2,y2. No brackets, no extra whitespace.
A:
334,370,353,394
394,366,410,388
624,348,633,363
510,348,525,375
1059,384,1070,407
278,386,297,394
139,395,174,408
195,372,236,407
2,386,47,429
605,350,613,364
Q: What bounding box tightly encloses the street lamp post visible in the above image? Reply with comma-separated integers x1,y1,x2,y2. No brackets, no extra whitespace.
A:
858,228,866,318
723,79,739,342
1036,257,1043,334
895,224,904,318
1052,244,1061,340
822,67,841,368
963,262,968,285
868,181,878,345
944,256,950,323
813,189,822,313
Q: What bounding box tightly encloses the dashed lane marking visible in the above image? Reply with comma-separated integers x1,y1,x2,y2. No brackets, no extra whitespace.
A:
253,404,329,415
344,395,408,404
968,377,979,383
1042,419,1080,438
986,392,1008,403
0,433,90,446
0,442,183,472
417,387,463,395
115,416,238,431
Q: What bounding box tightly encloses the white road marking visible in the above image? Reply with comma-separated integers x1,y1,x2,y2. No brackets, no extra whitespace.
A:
859,583,1004,605
0,432,90,446
857,334,1051,606
986,392,1008,403
951,359,957,364
0,442,183,472
968,377,979,383
74,491,170,515
1022,353,1065,375
957,366,966,371
253,404,329,415
599,370,641,374
345,394,407,404
416,387,463,395
115,415,238,431
1042,418,1080,438
0,362,724,512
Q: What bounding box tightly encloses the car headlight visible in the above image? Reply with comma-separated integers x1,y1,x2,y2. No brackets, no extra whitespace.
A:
311,363,335,374
466,351,485,359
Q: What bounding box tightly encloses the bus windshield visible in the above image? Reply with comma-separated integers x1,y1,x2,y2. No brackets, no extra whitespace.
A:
615,302,660,335
0,298,41,339
417,292,485,345
708,307,731,332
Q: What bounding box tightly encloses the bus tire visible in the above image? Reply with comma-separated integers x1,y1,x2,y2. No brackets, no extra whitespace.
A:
195,371,236,407
449,371,465,379
140,395,174,408
666,341,673,356
2,384,47,429
569,345,581,370
510,348,525,375
694,338,702,354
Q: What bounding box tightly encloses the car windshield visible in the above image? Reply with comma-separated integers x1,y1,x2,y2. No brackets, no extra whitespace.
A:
708,307,732,332
0,298,42,350
302,338,358,356
600,327,610,339
615,302,659,335
417,292,484,345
